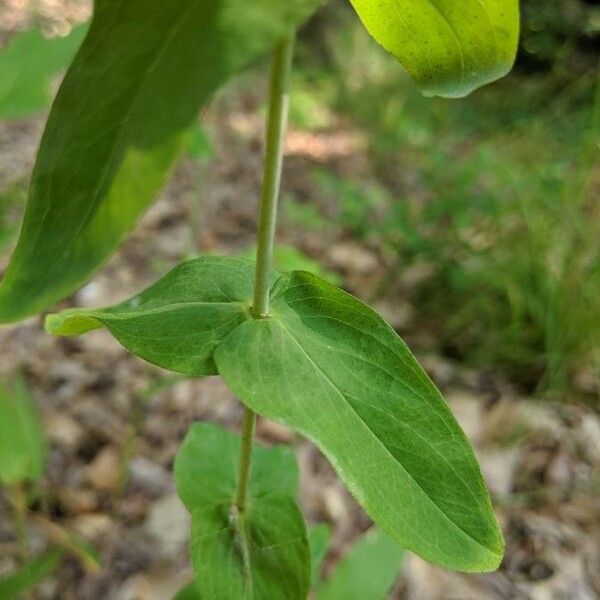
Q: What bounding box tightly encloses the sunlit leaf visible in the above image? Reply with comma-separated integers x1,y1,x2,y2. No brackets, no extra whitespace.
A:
317,529,403,600
215,271,504,572
175,423,310,599
348,0,520,97
0,377,46,485
0,0,322,323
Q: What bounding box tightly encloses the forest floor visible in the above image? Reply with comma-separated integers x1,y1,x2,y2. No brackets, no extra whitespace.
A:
1,2,599,599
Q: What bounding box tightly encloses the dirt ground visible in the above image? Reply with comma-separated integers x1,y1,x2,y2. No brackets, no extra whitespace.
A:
1,3,599,599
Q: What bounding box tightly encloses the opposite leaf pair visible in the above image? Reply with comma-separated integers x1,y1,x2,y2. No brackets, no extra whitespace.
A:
174,423,405,600
47,256,504,574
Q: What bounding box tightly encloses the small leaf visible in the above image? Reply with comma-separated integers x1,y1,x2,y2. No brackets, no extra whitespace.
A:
0,0,323,323
0,25,87,119
175,423,310,599
317,529,403,600
215,271,504,572
0,377,46,485
46,257,258,376
347,0,520,97
308,524,331,586
0,549,63,600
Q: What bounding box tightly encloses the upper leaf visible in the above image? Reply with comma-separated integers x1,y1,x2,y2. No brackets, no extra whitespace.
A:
348,0,520,97
215,271,504,572
175,423,310,600
0,377,47,485
46,257,257,376
0,0,322,323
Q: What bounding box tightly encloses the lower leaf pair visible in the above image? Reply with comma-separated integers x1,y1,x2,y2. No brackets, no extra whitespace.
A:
47,255,504,595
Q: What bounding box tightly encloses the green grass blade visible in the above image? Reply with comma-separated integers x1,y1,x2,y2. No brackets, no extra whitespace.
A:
0,549,63,599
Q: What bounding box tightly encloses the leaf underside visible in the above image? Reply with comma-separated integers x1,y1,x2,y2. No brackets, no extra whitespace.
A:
348,0,520,97
174,422,310,600
0,0,322,323
48,256,504,572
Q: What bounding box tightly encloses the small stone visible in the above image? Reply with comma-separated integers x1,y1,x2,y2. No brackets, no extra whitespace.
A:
46,412,84,450
128,457,173,497
257,419,294,444
479,447,520,497
69,513,113,540
328,242,379,274
446,390,484,446
114,574,154,600
145,494,191,560
57,487,98,515
87,446,121,492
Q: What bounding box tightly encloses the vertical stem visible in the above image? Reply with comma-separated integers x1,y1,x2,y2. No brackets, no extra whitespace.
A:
234,33,295,514
252,33,295,319
234,406,257,512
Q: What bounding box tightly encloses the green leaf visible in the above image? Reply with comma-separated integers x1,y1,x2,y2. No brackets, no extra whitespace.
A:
0,549,63,600
174,423,310,600
347,0,519,97
0,25,87,119
317,529,403,600
0,0,322,323
46,257,257,376
0,377,46,485
215,271,504,572
308,524,331,586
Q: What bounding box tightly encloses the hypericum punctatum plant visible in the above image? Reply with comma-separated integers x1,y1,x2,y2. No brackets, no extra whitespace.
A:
0,2,520,598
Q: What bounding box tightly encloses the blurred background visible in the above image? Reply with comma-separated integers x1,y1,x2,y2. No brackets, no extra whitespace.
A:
0,0,599,598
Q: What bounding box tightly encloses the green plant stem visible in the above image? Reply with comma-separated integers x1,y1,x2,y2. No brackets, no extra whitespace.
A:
252,33,295,319
234,405,257,512
234,33,295,514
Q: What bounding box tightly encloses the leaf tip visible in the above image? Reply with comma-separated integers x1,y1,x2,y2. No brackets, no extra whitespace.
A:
44,311,102,336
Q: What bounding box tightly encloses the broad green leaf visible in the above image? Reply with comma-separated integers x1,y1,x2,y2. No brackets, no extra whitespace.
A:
308,524,331,586
0,549,63,599
0,26,87,119
347,0,519,97
174,423,310,600
215,271,504,572
0,0,322,323
46,257,257,376
317,529,403,600
0,377,46,485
